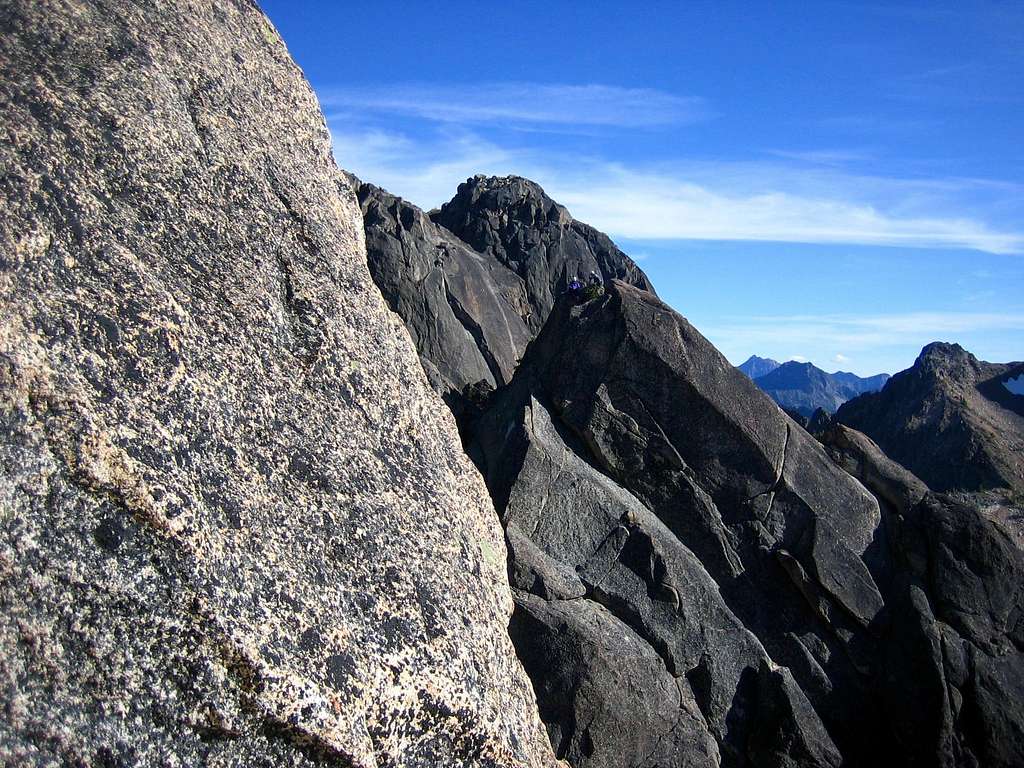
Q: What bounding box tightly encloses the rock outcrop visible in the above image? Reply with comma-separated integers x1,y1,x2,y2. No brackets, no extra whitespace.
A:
471,285,1024,767
750,361,889,416
817,423,1024,767
431,175,655,334
357,181,533,414
357,177,654,416
468,282,900,766
0,2,556,766
366,186,1024,766
836,342,1024,494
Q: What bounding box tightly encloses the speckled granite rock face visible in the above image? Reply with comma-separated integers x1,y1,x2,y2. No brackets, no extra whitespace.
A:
0,1,556,766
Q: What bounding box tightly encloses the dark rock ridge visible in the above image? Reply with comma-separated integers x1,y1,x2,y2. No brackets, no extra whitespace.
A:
357,180,533,411
0,2,556,766
816,423,1024,767
472,286,1024,767
836,342,1024,494
357,176,654,417
468,282,900,766
749,361,889,416
431,174,656,334
737,355,781,379
366,176,1024,764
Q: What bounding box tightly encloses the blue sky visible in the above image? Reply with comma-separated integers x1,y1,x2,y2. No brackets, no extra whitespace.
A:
261,0,1023,376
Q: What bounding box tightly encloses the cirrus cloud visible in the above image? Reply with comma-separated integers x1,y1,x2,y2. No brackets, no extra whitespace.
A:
330,124,1024,255
322,82,710,129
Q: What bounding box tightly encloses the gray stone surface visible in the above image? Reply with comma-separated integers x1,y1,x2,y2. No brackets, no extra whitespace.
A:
358,177,655,417
0,2,556,766
431,175,655,335
818,423,1024,767
357,182,532,411
836,342,1024,494
476,394,839,768
363,170,1024,766
465,283,897,766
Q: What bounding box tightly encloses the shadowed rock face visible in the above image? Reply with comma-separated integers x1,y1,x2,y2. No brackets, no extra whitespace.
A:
0,2,556,766
836,342,1024,494
459,282,1024,767
358,177,654,417
359,163,1024,765
817,424,1024,767
357,181,533,409
467,282,904,766
431,175,655,334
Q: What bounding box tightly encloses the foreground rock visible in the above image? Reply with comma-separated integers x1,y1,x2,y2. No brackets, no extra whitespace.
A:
0,2,556,766
836,342,1024,494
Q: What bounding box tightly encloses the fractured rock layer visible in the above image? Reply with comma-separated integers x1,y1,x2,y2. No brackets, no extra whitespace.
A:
363,172,1024,767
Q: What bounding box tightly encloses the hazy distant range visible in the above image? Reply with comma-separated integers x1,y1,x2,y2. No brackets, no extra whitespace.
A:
738,355,889,416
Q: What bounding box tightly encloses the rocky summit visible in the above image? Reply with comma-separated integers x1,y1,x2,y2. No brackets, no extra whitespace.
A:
0,2,556,766
430,175,655,334
357,177,653,417
836,342,1024,495
363,173,1024,766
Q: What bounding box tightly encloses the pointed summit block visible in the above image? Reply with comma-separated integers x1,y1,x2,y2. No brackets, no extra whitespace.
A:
432,175,655,333
836,342,1024,493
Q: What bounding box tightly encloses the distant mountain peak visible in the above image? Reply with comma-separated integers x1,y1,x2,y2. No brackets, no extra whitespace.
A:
737,355,781,379
915,340,981,379
743,358,889,416
836,342,1024,493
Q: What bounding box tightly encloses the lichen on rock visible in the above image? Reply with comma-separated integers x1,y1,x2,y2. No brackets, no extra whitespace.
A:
0,1,556,766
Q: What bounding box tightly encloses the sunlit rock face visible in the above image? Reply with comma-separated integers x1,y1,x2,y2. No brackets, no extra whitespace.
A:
0,2,557,766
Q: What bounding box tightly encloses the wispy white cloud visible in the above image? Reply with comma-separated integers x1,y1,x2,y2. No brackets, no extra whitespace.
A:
764,148,873,166
710,311,1024,374
332,127,519,208
707,311,1024,353
330,124,1024,255
321,82,709,129
549,168,1024,254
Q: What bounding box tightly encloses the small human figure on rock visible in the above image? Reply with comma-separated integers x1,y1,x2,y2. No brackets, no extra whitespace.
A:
582,270,605,301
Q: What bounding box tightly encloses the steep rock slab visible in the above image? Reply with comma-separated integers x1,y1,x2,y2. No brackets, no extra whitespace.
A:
818,424,1024,766
836,342,1024,494
472,393,839,768
357,181,532,408
0,2,555,766
467,283,900,765
431,175,655,334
